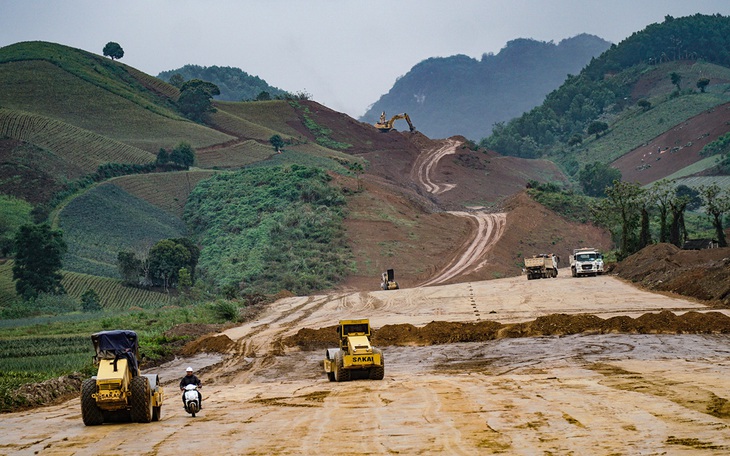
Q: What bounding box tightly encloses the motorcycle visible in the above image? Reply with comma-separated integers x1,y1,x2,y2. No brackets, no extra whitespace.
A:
182,384,202,417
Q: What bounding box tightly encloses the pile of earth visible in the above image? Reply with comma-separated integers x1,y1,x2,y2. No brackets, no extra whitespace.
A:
283,310,730,350
4,373,85,412
612,243,730,306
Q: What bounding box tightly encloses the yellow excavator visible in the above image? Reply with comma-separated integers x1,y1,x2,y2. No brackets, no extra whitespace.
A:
375,111,415,132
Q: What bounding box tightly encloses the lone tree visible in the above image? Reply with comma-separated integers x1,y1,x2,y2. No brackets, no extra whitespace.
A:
177,79,220,122
578,162,621,197
12,224,67,300
269,134,285,153
670,72,682,91
102,42,124,60
587,121,609,139
699,184,730,247
697,77,710,93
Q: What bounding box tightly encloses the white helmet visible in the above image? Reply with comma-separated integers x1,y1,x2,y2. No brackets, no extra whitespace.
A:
186,367,193,372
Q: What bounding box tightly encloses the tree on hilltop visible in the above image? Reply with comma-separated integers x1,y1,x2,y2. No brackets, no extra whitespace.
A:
103,42,124,60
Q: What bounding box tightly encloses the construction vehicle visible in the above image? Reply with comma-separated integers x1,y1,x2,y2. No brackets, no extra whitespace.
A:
375,111,415,132
380,268,399,290
570,248,604,277
323,319,384,382
80,330,164,425
524,254,558,280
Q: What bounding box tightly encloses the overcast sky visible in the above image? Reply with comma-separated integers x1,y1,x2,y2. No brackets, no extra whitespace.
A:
2,1,730,118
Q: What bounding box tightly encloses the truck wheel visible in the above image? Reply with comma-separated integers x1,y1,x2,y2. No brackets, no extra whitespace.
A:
81,378,104,426
334,351,350,382
327,372,335,382
571,267,576,277
130,376,153,423
369,348,385,380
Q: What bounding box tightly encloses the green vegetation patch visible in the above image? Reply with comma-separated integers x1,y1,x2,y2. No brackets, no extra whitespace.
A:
59,183,186,278
185,165,353,295
527,184,597,224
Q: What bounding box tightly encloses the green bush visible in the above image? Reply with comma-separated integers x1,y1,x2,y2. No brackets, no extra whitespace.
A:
185,165,352,295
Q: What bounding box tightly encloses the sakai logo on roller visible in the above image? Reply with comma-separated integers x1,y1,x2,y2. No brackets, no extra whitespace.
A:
352,356,374,362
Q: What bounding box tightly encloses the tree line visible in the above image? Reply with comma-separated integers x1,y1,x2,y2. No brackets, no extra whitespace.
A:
597,180,729,260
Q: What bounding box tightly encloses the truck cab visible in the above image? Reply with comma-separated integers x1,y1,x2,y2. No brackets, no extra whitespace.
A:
570,248,604,277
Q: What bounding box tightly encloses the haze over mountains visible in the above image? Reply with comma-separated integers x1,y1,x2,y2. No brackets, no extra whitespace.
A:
360,34,612,140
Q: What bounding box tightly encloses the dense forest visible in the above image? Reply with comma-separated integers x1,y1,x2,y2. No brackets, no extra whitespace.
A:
158,64,287,102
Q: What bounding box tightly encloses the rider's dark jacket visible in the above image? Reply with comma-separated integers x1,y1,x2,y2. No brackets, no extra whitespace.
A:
180,374,201,389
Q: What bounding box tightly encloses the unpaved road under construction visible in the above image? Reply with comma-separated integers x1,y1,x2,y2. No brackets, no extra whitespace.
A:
3,271,730,455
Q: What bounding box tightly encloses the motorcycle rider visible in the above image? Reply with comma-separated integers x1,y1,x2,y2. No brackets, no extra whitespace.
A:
179,366,202,409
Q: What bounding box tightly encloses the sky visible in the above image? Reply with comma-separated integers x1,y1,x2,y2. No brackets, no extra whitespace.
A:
2,1,730,118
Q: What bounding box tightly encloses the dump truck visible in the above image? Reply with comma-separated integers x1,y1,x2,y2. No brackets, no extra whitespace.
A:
80,330,164,425
524,254,558,280
323,319,384,382
380,268,399,290
570,248,604,277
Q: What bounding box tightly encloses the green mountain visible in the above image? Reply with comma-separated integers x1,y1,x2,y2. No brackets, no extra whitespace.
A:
361,34,611,140
482,14,730,183
158,64,287,102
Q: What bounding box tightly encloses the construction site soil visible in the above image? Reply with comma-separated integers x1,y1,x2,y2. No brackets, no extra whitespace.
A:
4,111,730,454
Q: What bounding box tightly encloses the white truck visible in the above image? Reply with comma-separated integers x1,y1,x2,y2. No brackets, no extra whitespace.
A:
570,248,604,277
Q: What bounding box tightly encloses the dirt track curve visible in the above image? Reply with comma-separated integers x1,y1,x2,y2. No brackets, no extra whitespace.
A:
412,138,507,287
4,272,730,455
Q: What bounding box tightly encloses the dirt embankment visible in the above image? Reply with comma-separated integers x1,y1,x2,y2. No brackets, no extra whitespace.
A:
284,310,730,350
612,243,730,305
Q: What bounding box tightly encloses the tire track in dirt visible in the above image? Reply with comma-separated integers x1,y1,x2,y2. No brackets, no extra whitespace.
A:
411,137,507,286
419,212,506,287
411,138,460,195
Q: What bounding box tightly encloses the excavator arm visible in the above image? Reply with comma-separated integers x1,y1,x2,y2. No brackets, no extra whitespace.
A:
374,112,415,132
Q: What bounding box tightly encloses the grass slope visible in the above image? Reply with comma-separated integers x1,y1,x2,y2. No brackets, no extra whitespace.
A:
58,183,187,278
111,170,217,218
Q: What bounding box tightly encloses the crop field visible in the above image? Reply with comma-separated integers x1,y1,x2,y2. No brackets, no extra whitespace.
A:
58,183,187,278
0,108,155,173
672,175,730,190
0,261,19,308
0,260,174,310
196,140,276,169
578,92,730,166
62,270,174,309
214,100,305,138
207,108,282,142
112,170,217,217
0,60,233,153
124,64,181,100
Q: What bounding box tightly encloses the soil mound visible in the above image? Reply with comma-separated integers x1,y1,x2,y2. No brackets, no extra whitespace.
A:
283,311,730,350
181,334,235,355
613,243,730,305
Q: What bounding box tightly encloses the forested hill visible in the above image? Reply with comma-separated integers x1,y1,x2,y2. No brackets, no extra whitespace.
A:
158,64,287,102
360,34,611,140
482,13,730,175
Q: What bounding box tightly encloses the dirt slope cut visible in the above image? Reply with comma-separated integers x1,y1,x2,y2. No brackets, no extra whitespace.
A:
613,243,730,305
612,102,730,185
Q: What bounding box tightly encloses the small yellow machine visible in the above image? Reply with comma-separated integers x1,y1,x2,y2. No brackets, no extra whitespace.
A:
375,111,416,132
80,330,164,425
323,319,384,382
380,268,399,290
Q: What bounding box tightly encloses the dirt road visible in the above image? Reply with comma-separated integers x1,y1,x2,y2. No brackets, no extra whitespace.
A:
4,273,730,455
